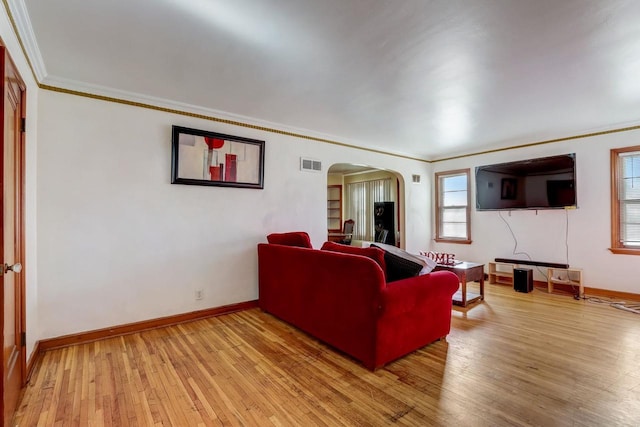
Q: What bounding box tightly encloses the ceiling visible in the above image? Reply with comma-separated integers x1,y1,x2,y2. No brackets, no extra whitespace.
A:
9,0,640,160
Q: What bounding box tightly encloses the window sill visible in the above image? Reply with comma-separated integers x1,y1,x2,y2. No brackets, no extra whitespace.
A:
608,247,640,255
435,238,472,245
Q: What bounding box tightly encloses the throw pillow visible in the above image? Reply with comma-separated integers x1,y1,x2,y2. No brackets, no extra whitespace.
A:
413,253,437,275
266,232,313,248
320,241,386,275
370,243,426,282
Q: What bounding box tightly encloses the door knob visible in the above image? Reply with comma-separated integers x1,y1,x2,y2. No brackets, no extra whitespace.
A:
3,263,22,274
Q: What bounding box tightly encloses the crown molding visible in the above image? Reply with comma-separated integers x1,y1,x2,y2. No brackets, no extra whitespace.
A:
40,74,427,163
431,121,640,163
5,0,46,80
42,73,640,165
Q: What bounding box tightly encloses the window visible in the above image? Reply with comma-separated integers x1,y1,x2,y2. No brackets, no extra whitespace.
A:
345,178,394,241
435,169,471,243
611,146,640,255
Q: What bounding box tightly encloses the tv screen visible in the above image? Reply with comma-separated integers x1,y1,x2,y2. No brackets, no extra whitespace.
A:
475,154,577,210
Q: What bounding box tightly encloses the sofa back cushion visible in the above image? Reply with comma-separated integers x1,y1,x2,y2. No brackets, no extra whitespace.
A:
321,241,386,276
267,232,313,248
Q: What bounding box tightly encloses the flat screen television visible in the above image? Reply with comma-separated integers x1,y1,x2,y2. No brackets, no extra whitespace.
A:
475,153,577,210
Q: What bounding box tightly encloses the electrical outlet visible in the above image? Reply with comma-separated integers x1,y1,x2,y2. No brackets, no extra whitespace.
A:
195,289,203,300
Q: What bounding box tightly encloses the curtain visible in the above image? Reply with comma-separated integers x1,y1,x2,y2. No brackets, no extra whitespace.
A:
345,178,393,241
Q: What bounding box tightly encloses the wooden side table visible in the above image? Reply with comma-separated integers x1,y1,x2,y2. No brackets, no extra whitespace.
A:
433,261,485,307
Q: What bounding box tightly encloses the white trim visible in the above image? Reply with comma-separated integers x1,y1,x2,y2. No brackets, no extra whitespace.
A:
40,75,418,159
6,0,47,80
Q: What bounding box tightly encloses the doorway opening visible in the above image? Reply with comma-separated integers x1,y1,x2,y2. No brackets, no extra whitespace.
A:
327,163,405,247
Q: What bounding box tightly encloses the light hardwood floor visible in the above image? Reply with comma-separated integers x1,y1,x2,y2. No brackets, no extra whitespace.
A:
14,284,640,426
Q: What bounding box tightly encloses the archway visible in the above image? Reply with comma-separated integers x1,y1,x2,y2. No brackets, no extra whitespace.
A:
327,163,405,248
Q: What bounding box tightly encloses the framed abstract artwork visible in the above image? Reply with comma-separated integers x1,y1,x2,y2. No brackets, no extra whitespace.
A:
171,126,265,189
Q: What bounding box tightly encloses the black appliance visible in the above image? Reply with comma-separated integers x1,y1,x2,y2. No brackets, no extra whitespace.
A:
475,153,577,210
373,201,395,245
514,268,533,293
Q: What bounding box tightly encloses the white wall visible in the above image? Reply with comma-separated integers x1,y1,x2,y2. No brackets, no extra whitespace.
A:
29,66,640,345
1,8,40,358
36,90,431,339
26,69,640,345
431,130,640,294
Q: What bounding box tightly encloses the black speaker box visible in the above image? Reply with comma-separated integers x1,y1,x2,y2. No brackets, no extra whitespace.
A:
373,202,395,245
514,268,533,293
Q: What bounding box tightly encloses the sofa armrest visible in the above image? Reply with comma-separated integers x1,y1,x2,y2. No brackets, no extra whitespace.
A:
372,270,460,369
380,270,459,318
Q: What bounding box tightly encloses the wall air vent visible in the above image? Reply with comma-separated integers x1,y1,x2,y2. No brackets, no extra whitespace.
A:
412,174,421,183
300,157,322,172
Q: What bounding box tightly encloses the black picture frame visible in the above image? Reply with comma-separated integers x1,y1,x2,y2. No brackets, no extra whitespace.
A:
171,125,265,189
501,178,517,199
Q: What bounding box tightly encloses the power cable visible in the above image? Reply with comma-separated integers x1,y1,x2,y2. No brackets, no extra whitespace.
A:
498,211,548,281
584,295,640,315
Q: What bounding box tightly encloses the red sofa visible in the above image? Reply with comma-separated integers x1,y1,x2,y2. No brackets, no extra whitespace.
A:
258,233,459,370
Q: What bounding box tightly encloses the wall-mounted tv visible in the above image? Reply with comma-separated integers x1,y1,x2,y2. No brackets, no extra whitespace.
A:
475,153,577,210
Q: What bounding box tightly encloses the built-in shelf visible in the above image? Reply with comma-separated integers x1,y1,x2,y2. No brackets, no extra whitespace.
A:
547,267,583,297
327,185,342,232
488,262,515,285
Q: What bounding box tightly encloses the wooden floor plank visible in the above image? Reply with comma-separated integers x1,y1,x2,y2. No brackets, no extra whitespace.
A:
14,284,640,426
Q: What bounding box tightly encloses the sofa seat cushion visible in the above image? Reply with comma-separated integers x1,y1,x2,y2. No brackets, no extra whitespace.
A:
320,241,386,277
371,243,429,282
267,231,313,248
